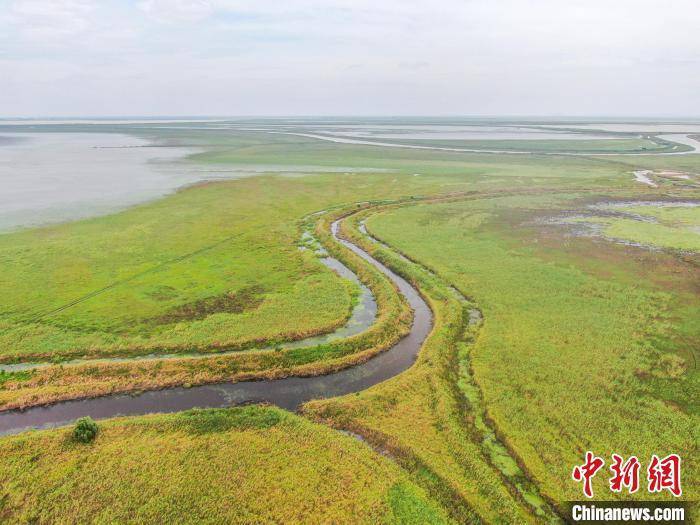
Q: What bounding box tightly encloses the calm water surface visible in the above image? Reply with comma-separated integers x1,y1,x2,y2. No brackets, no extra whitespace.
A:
0,133,201,232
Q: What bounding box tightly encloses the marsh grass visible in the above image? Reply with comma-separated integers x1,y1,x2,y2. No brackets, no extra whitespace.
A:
0,207,413,410
363,194,699,504
0,178,359,363
0,406,451,524
3,130,697,521
305,208,543,524
566,202,700,252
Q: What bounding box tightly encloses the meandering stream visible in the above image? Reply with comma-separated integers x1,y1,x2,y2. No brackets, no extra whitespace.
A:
0,216,432,435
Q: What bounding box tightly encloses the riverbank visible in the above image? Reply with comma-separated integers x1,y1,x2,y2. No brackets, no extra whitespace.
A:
0,203,415,419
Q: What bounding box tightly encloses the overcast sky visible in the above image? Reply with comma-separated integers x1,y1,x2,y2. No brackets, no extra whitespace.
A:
1,0,699,117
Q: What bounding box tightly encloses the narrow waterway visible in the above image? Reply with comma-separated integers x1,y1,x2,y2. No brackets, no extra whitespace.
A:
267,131,699,156
0,240,377,373
0,217,432,436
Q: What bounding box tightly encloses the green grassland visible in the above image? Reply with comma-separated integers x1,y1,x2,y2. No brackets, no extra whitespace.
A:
611,151,700,175
0,406,450,524
305,206,553,523
0,205,415,410
603,203,700,251
2,128,699,522
0,158,449,364
573,216,700,252
621,204,700,225
362,193,699,504
0,178,353,362
189,133,634,186
0,132,630,365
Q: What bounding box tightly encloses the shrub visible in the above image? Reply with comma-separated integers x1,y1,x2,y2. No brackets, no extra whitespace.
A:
73,417,99,443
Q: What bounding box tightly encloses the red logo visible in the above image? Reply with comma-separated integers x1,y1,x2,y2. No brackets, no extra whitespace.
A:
572,451,605,498
609,454,640,494
648,454,682,497
573,452,682,498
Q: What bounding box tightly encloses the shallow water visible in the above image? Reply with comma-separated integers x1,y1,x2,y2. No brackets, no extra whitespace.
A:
0,218,431,435
633,170,658,187
295,125,616,141
657,133,700,153
0,133,203,232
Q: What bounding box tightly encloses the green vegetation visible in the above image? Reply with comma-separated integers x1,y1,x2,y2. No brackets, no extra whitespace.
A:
0,205,413,411
621,203,700,225
306,206,550,523
0,370,32,388
0,406,450,524
0,178,358,363
361,193,699,504
72,416,98,443
575,216,700,252
2,126,699,521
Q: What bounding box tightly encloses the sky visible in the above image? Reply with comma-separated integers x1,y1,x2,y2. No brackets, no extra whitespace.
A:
1,0,699,117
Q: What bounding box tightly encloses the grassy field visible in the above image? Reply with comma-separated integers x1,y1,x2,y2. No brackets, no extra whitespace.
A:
305,207,552,523
2,127,699,521
0,177,357,362
0,131,626,367
0,406,451,524
0,135,472,365
361,192,699,504
0,205,414,410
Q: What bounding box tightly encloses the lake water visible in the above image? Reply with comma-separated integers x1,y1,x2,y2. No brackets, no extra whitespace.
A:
3,120,696,234
0,129,401,232
0,132,202,232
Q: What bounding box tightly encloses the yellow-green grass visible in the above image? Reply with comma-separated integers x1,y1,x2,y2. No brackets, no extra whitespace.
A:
621,204,700,226
3,129,698,521
0,406,451,524
0,206,413,411
0,178,356,363
191,133,634,189
611,151,700,176
361,194,699,505
0,162,460,365
0,130,636,365
305,208,542,524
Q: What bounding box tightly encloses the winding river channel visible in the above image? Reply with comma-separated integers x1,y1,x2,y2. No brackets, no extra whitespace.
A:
265,131,700,156
0,217,432,436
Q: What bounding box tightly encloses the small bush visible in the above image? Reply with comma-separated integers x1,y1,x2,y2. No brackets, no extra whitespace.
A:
73,417,99,443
